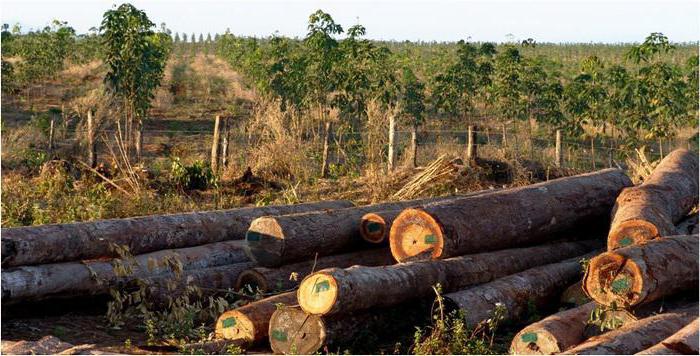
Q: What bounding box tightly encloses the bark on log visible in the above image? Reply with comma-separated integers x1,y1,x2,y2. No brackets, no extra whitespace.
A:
608,149,699,250
1,200,353,267
269,305,402,355
560,281,590,307
236,249,394,293
297,240,599,316
442,253,596,329
2,240,250,303
359,189,498,244
389,169,631,262
636,318,699,355
246,199,460,267
583,235,698,308
215,292,296,345
561,305,698,355
510,302,597,355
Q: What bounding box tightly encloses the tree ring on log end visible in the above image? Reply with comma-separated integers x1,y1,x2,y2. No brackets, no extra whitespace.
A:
511,330,559,355
269,306,326,355
246,217,284,266
585,253,644,307
389,208,444,262
298,273,338,315
215,310,255,343
608,219,659,250
360,213,387,243
236,270,269,293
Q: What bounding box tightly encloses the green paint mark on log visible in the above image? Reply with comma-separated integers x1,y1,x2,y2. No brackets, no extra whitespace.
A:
619,236,633,247
367,222,382,233
521,332,538,343
272,330,288,341
246,231,261,242
222,317,236,328
611,277,631,294
425,234,437,244
314,280,330,293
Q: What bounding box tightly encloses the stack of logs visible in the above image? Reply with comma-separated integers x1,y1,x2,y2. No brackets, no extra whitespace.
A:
3,149,697,355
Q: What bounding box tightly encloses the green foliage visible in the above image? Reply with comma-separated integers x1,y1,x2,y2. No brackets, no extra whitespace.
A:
400,67,426,126
169,157,217,191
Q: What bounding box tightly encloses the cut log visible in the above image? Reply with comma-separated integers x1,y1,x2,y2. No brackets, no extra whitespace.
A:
511,302,597,355
608,149,699,250
2,240,250,303
246,199,459,267
560,281,590,307
389,169,631,262
359,189,497,244
297,240,599,316
1,200,353,267
677,213,699,236
236,249,394,293
636,318,699,355
2,336,74,355
215,292,296,345
561,305,698,355
268,305,411,355
583,235,698,308
442,253,596,329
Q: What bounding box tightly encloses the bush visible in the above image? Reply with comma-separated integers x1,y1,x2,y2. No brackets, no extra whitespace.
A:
169,157,217,191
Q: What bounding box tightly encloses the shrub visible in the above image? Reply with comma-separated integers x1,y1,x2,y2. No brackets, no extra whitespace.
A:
169,157,217,191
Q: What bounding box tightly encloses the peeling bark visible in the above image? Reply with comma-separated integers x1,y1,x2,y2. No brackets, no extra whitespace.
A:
1,200,353,267
389,169,631,262
608,149,698,250
637,318,699,355
583,235,698,308
215,292,296,344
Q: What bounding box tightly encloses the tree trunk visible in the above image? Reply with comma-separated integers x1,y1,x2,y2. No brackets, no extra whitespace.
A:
510,302,597,355
48,116,55,155
389,169,631,262
443,253,596,329
465,125,477,162
559,280,590,307
211,115,221,172
583,235,698,309
1,240,250,303
360,189,497,244
410,124,418,168
555,129,562,168
1,200,353,267
296,240,599,316
561,305,698,355
221,117,229,169
607,148,698,250
236,248,394,293
387,114,395,172
215,292,296,344
135,118,144,163
87,110,96,168
320,121,331,178
637,318,699,355
246,199,468,267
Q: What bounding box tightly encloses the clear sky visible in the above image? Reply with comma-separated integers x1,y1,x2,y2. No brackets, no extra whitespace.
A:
1,0,698,43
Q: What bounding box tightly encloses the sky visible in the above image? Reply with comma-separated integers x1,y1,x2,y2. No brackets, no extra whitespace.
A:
1,0,698,43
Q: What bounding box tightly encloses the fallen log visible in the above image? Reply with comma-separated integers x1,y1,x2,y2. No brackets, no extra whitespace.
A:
561,305,698,355
236,249,394,293
2,240,249,303
297,240,599,315
246,199,460,267
560,281,590,307
388,169,631,262
636,318,699,355
583,235,698,308
442,253,596,329
215,292,296,344
268,306,373,354
1,200,352,267
359,190,496,244
608,148,699,250
677,213,699,236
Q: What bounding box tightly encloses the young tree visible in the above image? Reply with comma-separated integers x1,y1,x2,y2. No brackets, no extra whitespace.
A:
491,45,527,136
399,67,426,167
563,56,608,139
101,3,171,162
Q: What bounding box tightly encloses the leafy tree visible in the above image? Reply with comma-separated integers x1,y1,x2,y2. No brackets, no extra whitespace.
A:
399,67,426,167
563,56,607,137
174,32,180,43
432,40,482,122
101,3,171,161
491,46,526,127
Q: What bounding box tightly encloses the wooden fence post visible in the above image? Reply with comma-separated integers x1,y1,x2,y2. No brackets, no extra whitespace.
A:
48,115,55,155
87,110,96,168
135,118,143,163
590,136,596,170
221,117,229,170
410,124,418,168
555,129,562,168
387,114,395,172
320,121,331,178
211,115,221,173
466,125,477,161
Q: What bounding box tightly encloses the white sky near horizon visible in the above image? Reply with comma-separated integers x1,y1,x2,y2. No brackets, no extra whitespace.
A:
1,0,698,44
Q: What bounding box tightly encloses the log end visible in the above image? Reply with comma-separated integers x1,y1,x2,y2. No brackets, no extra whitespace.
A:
584,252,644,308
389,208,444,262
215,310,256,344
236,269,269,293
608,219,660,250
269,306,325,355
246,217,284,267
360,213,387,244
297,272,338,315
510,329,560,355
